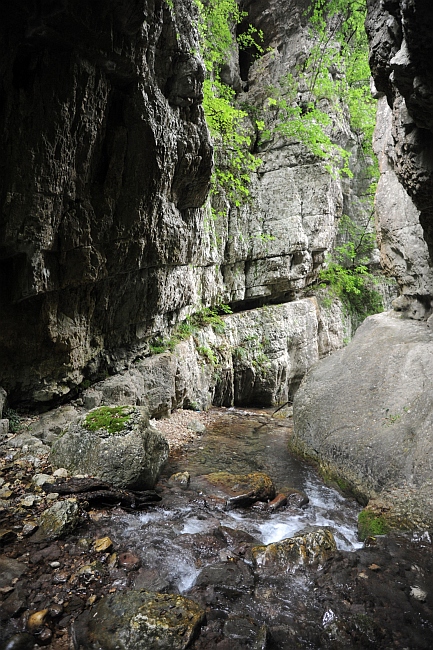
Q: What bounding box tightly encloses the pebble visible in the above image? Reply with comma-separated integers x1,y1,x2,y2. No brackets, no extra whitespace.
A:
32,474,55,487
20,495,40,508
53,468,69,478
118,551,141,571
46,492,59,501
22,522,38,537
27,609,49,630
94,536,113,552
49,561,61,568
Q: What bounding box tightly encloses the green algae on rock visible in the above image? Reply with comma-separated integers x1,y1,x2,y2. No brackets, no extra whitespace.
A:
73,590,205,650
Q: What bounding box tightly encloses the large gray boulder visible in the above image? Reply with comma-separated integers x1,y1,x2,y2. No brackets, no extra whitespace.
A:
50,406,169,489
292,311,433,529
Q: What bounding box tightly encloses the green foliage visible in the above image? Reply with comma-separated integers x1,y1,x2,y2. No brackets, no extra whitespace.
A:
195,0,263,206
257,0,377,183
197,345,218,365
148,304,233,355
84,406,132,435
318,214,383,321
358,509,390,541
4,408,21,434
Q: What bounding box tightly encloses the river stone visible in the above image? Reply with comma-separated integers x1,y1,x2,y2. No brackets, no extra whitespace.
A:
252,527,337,571
195,560,254,596
292,311,433,529
0,556,26,588
32,499,80,542
50,406,168,489
72,590,205,650
198,471,276,504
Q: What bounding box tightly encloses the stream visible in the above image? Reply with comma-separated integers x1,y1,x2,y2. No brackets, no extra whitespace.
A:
98,407,433,649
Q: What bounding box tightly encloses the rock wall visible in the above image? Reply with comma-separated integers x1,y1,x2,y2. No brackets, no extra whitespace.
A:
0,0,212,404
373,95,433,318
366,0,433,276
291,1,433,529
0,0,374,407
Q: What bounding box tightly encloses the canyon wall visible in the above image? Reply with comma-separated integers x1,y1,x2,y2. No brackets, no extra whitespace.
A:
292,1,433,529
0,0,381,409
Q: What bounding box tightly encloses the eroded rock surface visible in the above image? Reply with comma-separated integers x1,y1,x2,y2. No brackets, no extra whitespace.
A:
72,590,205,650
292,311,433,528
50,406,169,489
366,0,433,274
0,0,212,405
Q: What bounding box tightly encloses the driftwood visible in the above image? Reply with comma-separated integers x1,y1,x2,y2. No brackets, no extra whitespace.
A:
42,478,161,510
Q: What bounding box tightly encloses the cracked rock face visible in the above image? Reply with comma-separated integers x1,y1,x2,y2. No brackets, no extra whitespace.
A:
0,0,212,404
366,0,433,275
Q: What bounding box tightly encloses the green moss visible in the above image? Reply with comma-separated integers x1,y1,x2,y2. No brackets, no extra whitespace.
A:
84,406,133,434
358,509,390,541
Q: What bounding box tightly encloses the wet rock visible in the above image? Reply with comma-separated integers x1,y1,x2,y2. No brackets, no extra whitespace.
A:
169,471,191,488
133,568,171,593
195,560,254,596
118,551,141,571
32,499,80,542
0,556,26,588
252,527,337,572
223,616,267,645
292,311,433,529
72,590,205,650
285,488,309,508
199,471,275,506
27,609,49,631
0,633,36,650
50,406,169,490
94,537,113,552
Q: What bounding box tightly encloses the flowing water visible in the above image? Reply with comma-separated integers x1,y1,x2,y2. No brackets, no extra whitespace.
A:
105,407,384,648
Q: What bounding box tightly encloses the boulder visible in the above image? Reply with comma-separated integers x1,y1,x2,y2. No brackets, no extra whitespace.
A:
197,471,276,506
50,406,169,490
292,311,433,529
72,590,205,650
252,527,336,571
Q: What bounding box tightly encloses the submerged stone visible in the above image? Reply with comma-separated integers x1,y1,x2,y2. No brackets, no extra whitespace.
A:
252,527,337,571
50,406,169,489
73,590,205,650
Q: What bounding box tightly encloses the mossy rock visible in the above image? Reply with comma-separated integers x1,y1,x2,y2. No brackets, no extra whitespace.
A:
73,590,205,650
200,471,276,503
50,406,168,490
358,509,390,541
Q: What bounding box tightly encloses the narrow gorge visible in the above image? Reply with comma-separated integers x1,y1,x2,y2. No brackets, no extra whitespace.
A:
0,1,432,649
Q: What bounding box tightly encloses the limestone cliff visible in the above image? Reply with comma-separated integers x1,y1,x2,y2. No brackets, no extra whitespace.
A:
291,0,433,530
366,0,433,306
0,0,212,404
0,0,377,408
